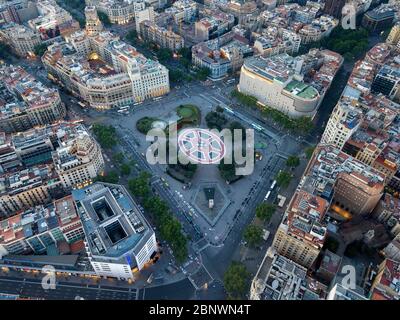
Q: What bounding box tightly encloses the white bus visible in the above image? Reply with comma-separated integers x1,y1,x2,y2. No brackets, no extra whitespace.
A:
270,180,277,190
252,123,263,132
153,96,162,102
262,229,270,241
264,191,271,201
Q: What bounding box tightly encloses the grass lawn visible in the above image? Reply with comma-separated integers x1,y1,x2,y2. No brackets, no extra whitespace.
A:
176,105,201,126
136,116,160,134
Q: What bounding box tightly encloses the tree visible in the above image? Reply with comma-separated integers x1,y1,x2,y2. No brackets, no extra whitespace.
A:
34,43,48,57
112,152,124,164
223,262,250,299
125,30,137,45
143,195,188,263
216,106,224,113
305,146,316,159
97,11,111,27
276,171,292,188
286,155,300,168
128,172,151,197
205,111,227,130
218,162,239,183
156,48,172,62
324,237,340,254
120,163,131,176
255,203,275,222
231,90,258,108
243,225,263,248
195,67,211,81
92,124,117,149
95,171,119,184
0,43,12,60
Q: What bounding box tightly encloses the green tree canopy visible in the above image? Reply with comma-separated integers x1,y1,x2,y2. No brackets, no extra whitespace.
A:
286,155,300,168
243,225,263,248
276,170,292,188
128,172,151,197
97,11,111,27
34,43,48,57
224,262,250,300
255,203,275,222
92,124,117,149
120,163,131,176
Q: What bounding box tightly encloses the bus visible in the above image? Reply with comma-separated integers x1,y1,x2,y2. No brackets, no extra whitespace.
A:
252,123,263,132
264,191,271,201
227,78,235,84
153,96,162,102
224,106,234,114
78,101,86,108
270,180,277,190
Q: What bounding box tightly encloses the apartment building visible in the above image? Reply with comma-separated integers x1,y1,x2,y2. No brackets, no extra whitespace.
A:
370,258,400,300
139,20,184,51
321,100,363,149
272,190,329,269
373,194,400,237
0,0,38,25
134,1,154,32
27,0,79,41
72,183,158,280
97,0,135,25
165,0,197,24
0,164,63,218
0,22,41,56
52,125,104,189
303,144,385,217
0,64,66,133
85,5,103,36
0,195,84,257
192,30,253,80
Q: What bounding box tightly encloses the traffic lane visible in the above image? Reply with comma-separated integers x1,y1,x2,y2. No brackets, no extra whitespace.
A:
0,277,139,300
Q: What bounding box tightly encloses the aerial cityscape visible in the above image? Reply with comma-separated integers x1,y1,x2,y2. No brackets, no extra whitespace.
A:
0,0,399,305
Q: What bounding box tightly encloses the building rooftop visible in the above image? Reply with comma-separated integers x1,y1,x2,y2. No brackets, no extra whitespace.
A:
251,249,327,300
72,183,153,260
0,195,79,244
284,190,328,248
0,65,60,120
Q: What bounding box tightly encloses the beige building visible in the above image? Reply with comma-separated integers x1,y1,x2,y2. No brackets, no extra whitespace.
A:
272,190,329,269
0,64,66,133
139,20,184,51
321,101,363,149
52,125,104,189
0,164,62,218
304,144,386,218
238,54,321,118
85,5,103,36
386,23,400,49
0,22,41,57
43,29,169,109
